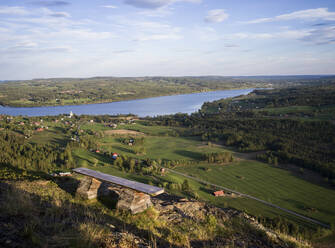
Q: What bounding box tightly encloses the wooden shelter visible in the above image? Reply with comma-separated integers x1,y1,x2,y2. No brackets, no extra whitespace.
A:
73,167,164,214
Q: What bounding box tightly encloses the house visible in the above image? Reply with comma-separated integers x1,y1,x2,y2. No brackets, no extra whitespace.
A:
110,123,117,129
128,139,134,146
213,190,225,197
112,153,118,160
59,172,72,177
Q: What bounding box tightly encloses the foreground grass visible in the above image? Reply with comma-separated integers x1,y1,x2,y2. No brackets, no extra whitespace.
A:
1,177,306,248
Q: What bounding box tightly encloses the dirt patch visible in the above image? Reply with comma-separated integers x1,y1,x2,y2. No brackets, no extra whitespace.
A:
104,129,145,136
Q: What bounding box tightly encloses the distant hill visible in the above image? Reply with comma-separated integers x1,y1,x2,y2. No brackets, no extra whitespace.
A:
0,75,334,107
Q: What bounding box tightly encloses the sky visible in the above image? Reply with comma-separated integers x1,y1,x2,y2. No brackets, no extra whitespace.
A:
0,0,335,80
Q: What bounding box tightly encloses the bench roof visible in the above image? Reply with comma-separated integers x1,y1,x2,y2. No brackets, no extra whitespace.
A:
73,167,164,196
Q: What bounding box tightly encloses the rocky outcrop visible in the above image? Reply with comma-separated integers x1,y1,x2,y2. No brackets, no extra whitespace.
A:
76,177,102,200
76,177,153,214
114,189,153,214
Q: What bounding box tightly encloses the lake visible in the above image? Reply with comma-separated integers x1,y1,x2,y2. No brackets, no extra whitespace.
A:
0,88,254,117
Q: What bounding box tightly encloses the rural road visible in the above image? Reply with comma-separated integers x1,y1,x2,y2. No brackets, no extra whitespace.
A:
166,168,330,229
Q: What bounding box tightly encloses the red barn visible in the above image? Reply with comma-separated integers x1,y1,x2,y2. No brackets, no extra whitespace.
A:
213,190,225,197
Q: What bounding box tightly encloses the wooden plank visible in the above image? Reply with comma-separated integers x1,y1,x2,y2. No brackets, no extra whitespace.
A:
73,167,164,196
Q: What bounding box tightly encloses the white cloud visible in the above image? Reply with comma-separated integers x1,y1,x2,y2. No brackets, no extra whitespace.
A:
229,27,335,45
193,26,221,41
137,6,173,17
49,11,71,18
230,29,311,40
101,5,118,9
108,16,183,41
135,33,181,41
301,26,335,45
246,8,335,24
205,9,229,23
0,5,116,61
0,6,29,15
133,21,183,41
123,0,201,9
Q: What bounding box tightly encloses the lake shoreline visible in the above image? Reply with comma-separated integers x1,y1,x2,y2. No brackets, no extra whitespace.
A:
0,88,255,117
0,87,259,108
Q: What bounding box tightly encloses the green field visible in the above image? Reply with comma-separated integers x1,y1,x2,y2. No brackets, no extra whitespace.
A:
81,121,185,136
98,135,225,161
29,126,68,146
175,161,335,225
68,121,335,227
72,146,335,227
14,118,335,229
81,161,330,229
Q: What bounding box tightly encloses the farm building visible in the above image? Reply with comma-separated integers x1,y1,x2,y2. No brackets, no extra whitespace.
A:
213,190,225,197
112,153,118,160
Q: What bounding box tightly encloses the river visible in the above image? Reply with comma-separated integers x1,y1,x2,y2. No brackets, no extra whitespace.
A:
0,88,254,117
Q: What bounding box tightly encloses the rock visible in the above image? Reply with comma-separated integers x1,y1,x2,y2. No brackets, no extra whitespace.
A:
76,178,153,214
76,177,102,199
107,223,116,229
115,188,153,214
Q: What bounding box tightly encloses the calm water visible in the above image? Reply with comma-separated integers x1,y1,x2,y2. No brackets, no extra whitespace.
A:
0,88,254,117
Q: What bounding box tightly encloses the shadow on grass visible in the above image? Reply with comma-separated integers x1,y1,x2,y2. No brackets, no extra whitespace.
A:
54,176,81,197
174,150,205,160
0,163,52,181
113,145,134,154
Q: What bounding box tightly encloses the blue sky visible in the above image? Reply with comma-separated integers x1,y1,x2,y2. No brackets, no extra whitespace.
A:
0,0,335,79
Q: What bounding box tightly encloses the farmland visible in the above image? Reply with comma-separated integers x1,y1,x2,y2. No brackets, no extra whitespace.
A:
1,84,335,245
63,120,335,229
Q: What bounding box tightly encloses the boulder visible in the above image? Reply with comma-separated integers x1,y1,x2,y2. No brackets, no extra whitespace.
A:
112,188,153,214
76,177,102,200
76,177,153,214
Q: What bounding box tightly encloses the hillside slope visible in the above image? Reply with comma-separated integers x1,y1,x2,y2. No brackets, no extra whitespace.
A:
0,177,310,248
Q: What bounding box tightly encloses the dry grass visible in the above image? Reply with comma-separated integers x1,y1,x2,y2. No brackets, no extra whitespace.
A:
0,178,315,248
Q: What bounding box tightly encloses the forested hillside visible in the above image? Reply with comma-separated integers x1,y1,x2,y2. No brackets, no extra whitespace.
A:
151,84,335,182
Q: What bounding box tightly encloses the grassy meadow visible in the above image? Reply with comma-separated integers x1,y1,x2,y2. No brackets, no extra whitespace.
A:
175,161,335,225
19,119,335,229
